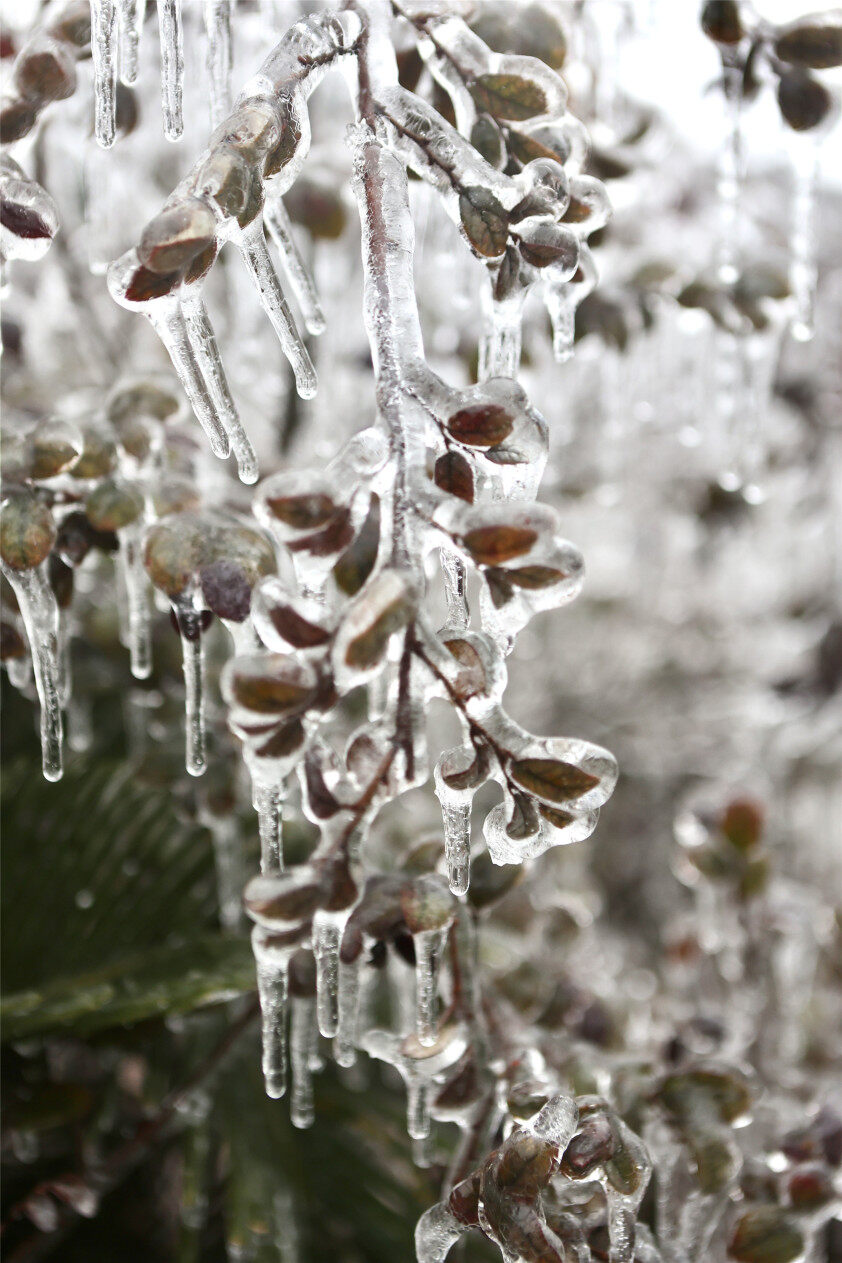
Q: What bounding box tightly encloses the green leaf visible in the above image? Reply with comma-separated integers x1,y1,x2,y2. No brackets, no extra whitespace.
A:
470,73,548,122
1,755,255,1039
510,757,600,803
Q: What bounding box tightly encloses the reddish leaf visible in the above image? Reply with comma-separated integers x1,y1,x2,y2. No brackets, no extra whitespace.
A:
434,451,475,503
459,186,508,258
469,73,548,122
446,403,514,448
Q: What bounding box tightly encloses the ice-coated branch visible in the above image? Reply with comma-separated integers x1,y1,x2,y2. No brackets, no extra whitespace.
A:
107,9,360,482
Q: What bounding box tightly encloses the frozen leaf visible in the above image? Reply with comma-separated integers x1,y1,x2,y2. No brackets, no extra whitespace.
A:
700,1,744,45
1,493,56,570
138,199,217,276
267,604,332,650
470,73,548,122
777,71,833,131
657,1067,752,1125
505,565,567,589
516,221,577,270
444,638,486,697
27,420,83,480
342,572,415,670
265,491,337,530
461,525,537,565
470,114,505,168
227,656,317,715
333,495,380,595
538,803,576,830
728,1207,804,1263
494,1130,558,1197
14,38,77,104
509,757,600,803
199,559,253,622
446,403,514,447
459,187,508,258
401,875,454,933
85,479,144,532
560,1114,615,1177
774,16,842,69
434,451,474,503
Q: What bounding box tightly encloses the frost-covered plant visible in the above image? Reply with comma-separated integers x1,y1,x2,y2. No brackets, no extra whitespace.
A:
2,3,841,1263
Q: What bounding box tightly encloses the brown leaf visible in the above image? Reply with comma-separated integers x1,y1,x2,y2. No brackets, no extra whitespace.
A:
516,221,578,270
484,567,516,608
462,524,537,566
700,1,743,45
470,73,548,122
539,803,576,830
303,753,342,820
459,187,508,258
255,719,305,760
434,451,475,503
510,757,600,803
286,507,354,558
506,127,567,167
268,604,332,649
506,565,566,589
494,1131,558,1198
264,491,337,530
470,113,505,167
344,585,414,670
446,403,514,448
445,638,486,698
230,666,315,715
123,263,181,303
775,19,842,69
728,1207,804,1263
333,495,380,595
777,71,833,131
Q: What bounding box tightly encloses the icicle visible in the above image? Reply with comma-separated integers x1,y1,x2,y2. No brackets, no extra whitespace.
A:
407,1077,430,1140
145,299,231,459
118,524,151,680
440,548,468,633
546,282,577,364
716,56,743,288
264,194,327,336
117,0,144,86
790,139,820,343
90,0,118,149
605,1189,636,1263
312,911,347,1039
234,220,317,400
252,926,289,1099
203,0,233,129
478,300,522,380
157,0,184,142
1,562,63,781
181,294,259,483
253,779,284,874
333,955,360,1067
289,996,316,1128
174,603,206,777
442,800,470,897
413,927,446,1048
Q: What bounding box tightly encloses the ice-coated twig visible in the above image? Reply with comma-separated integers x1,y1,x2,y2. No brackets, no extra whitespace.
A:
91,0,118,148
117,0,144,86
234,219,317,399
1,562,64,781
264,192,327,336
157,0,185,141
204,0,234,128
